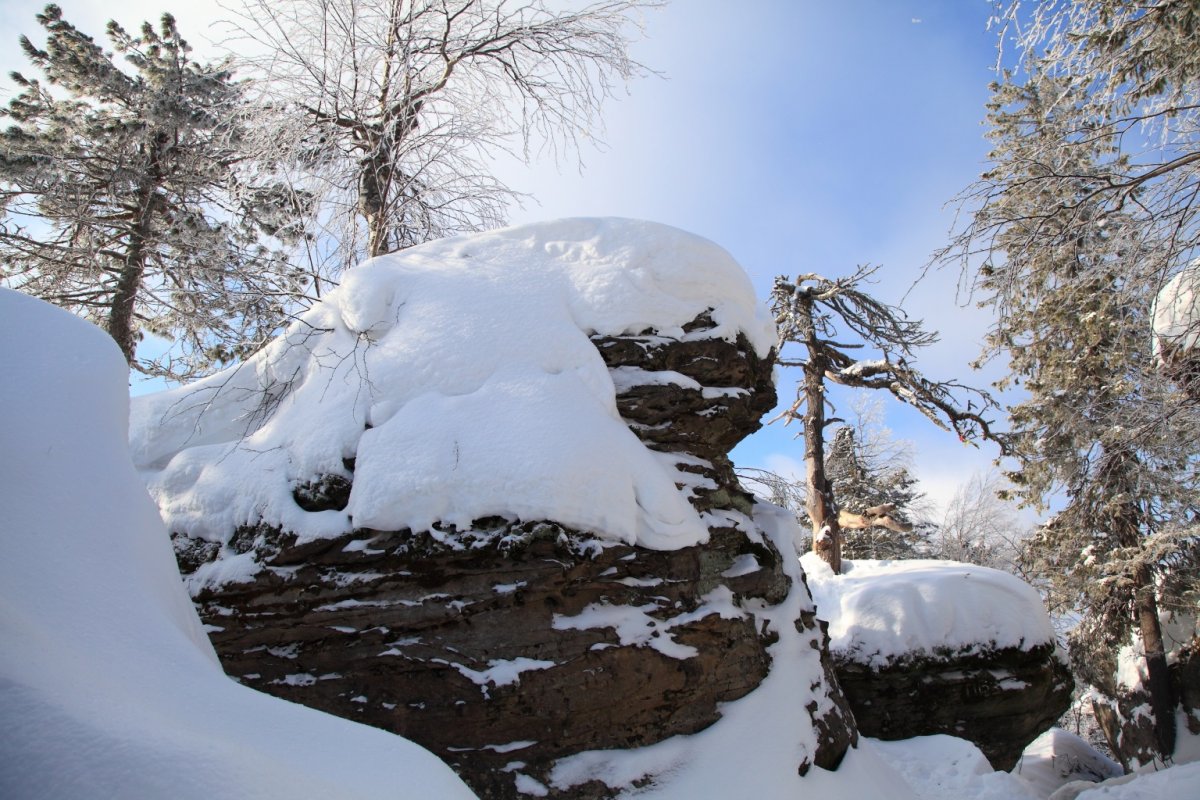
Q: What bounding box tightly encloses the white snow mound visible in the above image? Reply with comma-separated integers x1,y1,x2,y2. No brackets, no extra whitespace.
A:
0,289,477,800
1010,728,1123,798
800,553,1056,667
1153,262,1200,358
131,218,775,559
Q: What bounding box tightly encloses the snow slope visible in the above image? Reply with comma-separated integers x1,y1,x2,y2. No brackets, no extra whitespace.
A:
1067,761,1200,800
0,288,477,800
131,218,776,572
800,552,1057,666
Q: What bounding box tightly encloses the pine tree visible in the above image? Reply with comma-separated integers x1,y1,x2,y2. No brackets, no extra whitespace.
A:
0,5,307,380
939,0,1200,764
825,426,929,560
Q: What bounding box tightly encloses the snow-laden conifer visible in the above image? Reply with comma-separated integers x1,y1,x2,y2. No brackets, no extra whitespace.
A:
0,5,307,380
939,0,1200,765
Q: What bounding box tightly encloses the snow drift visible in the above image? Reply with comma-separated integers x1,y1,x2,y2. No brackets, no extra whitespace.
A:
0,288,477,800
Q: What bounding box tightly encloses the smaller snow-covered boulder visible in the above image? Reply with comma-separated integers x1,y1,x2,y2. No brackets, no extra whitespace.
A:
1010,728,1123,798
1154,264,1200,398
1154,264,1200,361
801,554,1073,770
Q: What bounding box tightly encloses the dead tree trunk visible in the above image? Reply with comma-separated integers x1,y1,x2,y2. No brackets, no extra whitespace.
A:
770,270,1002,577
795,290,843,573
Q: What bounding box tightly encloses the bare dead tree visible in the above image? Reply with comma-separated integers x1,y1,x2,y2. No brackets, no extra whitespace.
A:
771,266,1005,574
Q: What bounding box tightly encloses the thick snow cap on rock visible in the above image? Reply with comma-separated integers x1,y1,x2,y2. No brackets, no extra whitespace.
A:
131,218,775,554
1153,262,1200,359
800,554,1057,667
0,289,477,800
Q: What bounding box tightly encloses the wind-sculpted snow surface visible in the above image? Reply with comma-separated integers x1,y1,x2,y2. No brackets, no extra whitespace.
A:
131,218,775,561
0,289,477,800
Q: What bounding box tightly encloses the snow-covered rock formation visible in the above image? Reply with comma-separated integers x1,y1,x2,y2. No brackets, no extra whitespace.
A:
802,554,1073,770
0,289,478,800
1154,264,1200,361
130,218,858,797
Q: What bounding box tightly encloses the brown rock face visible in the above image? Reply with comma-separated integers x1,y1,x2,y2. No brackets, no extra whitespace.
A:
171,313,859,797
831,644,1073,770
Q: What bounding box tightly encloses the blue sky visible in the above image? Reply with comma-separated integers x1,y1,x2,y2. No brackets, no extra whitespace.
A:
0,0,1013,514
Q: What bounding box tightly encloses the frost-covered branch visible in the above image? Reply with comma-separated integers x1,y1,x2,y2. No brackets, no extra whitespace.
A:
224,0,661,272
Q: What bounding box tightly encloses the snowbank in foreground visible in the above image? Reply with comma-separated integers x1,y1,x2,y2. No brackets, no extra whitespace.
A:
1067,761,1200,800
0,289,476,800
800,553,1057,666
874,735,1040,800
131,218,775,562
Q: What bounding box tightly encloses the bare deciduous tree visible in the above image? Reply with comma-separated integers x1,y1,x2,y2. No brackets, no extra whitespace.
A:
225,0,659,280
934,471,1026,572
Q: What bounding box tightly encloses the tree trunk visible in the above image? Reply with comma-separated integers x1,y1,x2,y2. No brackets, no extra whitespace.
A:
106,243,146,367
360,101,422,259
360,152,391,258
1133,562,1177,759
1109,466,1177,761
796,292,842,573
107,133,165,367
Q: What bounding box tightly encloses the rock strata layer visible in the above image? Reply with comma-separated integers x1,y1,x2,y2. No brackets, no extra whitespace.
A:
830,644,1072,771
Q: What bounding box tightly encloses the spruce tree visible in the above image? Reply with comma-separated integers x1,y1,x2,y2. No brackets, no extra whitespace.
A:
825,426,928,560
940,0,1200,764
0,5,306,380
